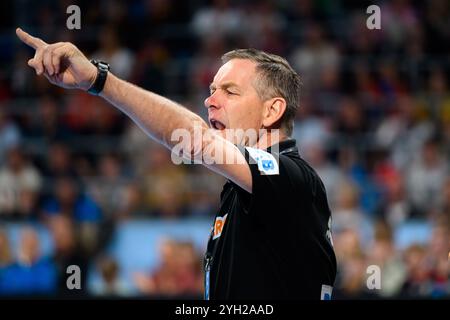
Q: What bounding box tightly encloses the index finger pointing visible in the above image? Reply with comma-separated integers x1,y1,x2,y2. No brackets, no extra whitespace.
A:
16,28,47,50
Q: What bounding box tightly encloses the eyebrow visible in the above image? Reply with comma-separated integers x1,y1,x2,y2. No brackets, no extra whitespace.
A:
209,82,240,92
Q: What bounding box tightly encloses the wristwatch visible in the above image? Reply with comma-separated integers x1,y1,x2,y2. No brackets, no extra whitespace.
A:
87,59,110,95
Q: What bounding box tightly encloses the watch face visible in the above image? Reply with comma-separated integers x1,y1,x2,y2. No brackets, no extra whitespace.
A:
99,62,110,71
91,59,110,71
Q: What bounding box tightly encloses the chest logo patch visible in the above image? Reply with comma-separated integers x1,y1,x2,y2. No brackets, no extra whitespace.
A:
213,213,228,240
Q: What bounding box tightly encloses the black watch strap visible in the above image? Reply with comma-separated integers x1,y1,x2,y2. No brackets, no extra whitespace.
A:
87,59,110,95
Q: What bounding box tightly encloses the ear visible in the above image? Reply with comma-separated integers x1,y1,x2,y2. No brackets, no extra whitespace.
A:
262,97,287,129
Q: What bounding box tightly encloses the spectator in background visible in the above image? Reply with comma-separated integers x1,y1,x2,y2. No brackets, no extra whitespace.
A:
0,227,57,295
90,255,130,297
23,94,71,141
292,96,333,152
0,113,21,166
316,67,342,116
185,169,224,217
0,229,13,269
72,154,95,187
400,244,430,297
352,62,382,109
375,94,415,153
419,69,450,123
173,241,203,295
377,60,408,103
333,228,363,267
130,38,169,95
284,0,316,23
119,123,155,177
133,238,178,295
242,0,287,54
142,146,189,218
426,220,449,297
345,11,380,57
337,146,381,216
97,0,128,26
335,97,366,141
424,0,450,55
133,238,203,297
375,94,435,170
337,252,367,298
191,0,244,39
367,221,406,297
398,218,448,298
67,94,122,135
47,215,88,296
406,137,448,215
439,177,450,216
0,147,42,218
375,170,413,228
114,182,147,220
381,0,418,50
302,142,345,209
15,188,40,221
189,36,226,101
92,25,135,80
290,22,340,91
42,142,76,180
41,176,102,256
133,0,182,33
41,175,101,223
87,153,129,219
430,254,449,298
11,49,36,95
332,180,373,247
63,88,122,135
332,228,369,299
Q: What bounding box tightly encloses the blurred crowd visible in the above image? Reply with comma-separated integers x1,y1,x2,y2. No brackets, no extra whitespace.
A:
0,0,448,298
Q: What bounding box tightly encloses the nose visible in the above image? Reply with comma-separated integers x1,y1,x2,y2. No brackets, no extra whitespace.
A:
204,91,220,110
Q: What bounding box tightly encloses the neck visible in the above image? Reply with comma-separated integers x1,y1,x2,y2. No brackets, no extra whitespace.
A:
253,129,288,150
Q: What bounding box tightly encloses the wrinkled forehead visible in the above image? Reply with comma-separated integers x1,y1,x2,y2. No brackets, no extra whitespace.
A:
212,59,258,87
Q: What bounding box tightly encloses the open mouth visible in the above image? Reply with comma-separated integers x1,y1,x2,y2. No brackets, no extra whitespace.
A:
209,119,226,130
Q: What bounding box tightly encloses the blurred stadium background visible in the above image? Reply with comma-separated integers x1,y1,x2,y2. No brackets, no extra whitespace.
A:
0,0,448,299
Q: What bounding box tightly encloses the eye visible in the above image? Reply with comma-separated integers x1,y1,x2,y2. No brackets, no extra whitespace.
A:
226,89,237,95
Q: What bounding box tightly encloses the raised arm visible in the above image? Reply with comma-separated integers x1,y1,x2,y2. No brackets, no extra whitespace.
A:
16,28,252,192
